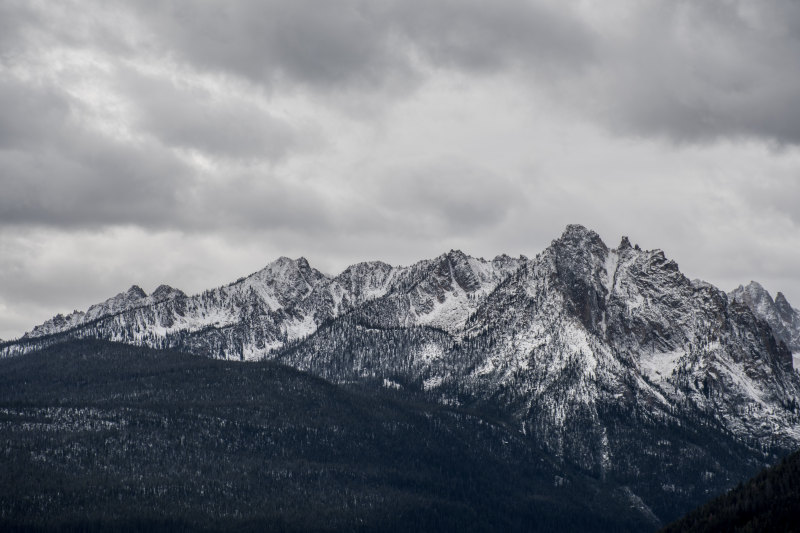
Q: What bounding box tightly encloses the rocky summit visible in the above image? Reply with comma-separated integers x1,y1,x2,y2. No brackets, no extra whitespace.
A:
2,224,799,524
730,280,800,368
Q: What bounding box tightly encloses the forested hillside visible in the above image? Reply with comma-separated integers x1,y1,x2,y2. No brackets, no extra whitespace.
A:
0,339,654,532
661,448,800,532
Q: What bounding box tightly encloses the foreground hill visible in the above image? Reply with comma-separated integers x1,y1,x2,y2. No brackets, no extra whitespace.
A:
0,339,653,532
662,448,800,532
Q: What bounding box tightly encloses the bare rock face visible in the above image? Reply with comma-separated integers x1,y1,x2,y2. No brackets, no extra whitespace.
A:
4,224,800,523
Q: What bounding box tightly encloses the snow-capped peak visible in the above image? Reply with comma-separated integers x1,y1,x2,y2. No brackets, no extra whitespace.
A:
555,223,607,249
83,285,148,322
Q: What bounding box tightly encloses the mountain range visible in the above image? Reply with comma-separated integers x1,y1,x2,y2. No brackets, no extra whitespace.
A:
2,224,799,525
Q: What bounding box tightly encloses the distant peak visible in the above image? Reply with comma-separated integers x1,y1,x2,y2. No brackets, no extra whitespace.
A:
562,223,592,237
429,249,468,266
152,284,186,300
560,224,602,241
446,249,469,261
619,236,632,250
731,281,774,306
775,292,795,320
259,256,301,275
267,256,312,270
552,224,607,251
127,285,147,299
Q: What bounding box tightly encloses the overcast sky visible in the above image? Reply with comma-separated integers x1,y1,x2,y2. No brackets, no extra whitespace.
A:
2,0,800,339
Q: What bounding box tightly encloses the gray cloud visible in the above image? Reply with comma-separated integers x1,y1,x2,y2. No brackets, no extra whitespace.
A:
113,0,800,145
0,75,191,228
123,1,414,91
0,2,43,61
8,1,800,144
122,0,596,92
369,161,525,237
0,140,190,229
582,1,800,145
389,0,594,75
0,61,327,232
191,172,339,233
115,67,310,160
0,78,70,149
740,175,800,228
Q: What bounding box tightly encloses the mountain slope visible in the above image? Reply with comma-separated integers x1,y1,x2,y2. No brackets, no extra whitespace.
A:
0,339,654,532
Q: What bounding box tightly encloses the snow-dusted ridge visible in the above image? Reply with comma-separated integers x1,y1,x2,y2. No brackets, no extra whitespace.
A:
12,250,525,358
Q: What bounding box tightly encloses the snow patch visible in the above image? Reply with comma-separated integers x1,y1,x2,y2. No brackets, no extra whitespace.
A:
603,250,618,296
382,378,402,390
423,375,443,390
640,350,683,382
287,315,317,341
415,290,476,332
475,358,495,376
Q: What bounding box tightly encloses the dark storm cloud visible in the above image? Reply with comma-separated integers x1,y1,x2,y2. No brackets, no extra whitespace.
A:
123,0,594,90
119,0,800,146
123,1,413,91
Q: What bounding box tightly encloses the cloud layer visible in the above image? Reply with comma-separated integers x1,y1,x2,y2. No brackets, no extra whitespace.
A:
2,0,800,338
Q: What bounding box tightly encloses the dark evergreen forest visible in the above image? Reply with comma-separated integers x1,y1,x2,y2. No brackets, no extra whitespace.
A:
661,448,800,532
0,340,653,532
